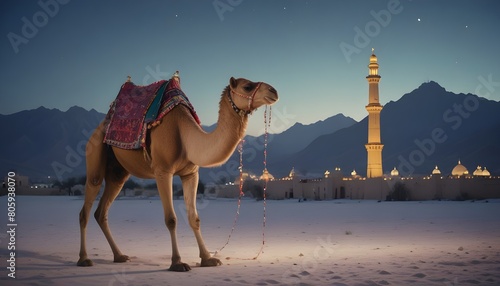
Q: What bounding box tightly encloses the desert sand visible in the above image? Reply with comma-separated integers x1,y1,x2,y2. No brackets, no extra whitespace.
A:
1,196,499,285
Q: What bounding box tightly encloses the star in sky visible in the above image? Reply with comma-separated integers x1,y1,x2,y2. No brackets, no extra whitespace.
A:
0,0,499,136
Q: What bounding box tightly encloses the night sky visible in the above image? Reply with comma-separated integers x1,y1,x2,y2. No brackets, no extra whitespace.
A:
1,0,499,135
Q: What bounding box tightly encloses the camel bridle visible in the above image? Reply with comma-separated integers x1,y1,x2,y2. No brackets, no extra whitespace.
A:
228,82,263,116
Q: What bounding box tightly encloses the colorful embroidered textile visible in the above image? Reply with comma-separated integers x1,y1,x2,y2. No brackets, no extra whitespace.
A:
103,78,200,149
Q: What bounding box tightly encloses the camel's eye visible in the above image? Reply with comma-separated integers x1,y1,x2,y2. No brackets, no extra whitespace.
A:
243,84,254,92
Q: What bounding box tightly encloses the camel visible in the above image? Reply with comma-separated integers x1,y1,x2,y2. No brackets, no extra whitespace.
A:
77,76,278,271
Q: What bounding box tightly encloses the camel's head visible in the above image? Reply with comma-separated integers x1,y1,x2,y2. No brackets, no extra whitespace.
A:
228,77,278,115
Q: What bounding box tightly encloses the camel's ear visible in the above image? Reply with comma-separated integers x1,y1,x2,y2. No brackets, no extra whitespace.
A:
230,77,237,89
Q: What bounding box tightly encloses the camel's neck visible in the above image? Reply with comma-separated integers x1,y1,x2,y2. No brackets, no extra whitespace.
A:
185,86,249,167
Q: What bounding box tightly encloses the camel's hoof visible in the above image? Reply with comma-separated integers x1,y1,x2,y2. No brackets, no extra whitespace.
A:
169,262,192,272
200,257,222,267
77,258,94,267
114,255,130,263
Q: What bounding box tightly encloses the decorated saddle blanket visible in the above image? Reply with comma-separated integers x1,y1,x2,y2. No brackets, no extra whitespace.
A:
103,78,200,150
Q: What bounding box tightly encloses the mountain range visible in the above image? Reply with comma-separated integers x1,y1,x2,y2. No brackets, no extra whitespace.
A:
1,81,499,183
0,106,104,182
277,81,500,178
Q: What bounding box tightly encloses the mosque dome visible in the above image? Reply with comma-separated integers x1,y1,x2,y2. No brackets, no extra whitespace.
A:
260,168,274,181
473,166,483,176
234,172,250,185
431,166,441,175
451,160,469,176
482,167,491,176
390,167,399,176
351,170,357,176
370,52,378,63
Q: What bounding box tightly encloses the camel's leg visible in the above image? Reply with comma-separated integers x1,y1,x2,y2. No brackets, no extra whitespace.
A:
78,123,107,266
181,172,222,267
156,171,191,271
94,151,130,263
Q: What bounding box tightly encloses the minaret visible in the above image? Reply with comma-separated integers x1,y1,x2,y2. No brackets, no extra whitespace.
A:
365,48,384,178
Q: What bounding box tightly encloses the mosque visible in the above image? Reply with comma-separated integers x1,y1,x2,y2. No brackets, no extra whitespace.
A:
214,51,500,201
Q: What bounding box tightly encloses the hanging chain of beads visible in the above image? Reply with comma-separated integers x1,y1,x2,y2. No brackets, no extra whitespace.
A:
216,106,272,260
253,105,271,259
215,140,245,256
